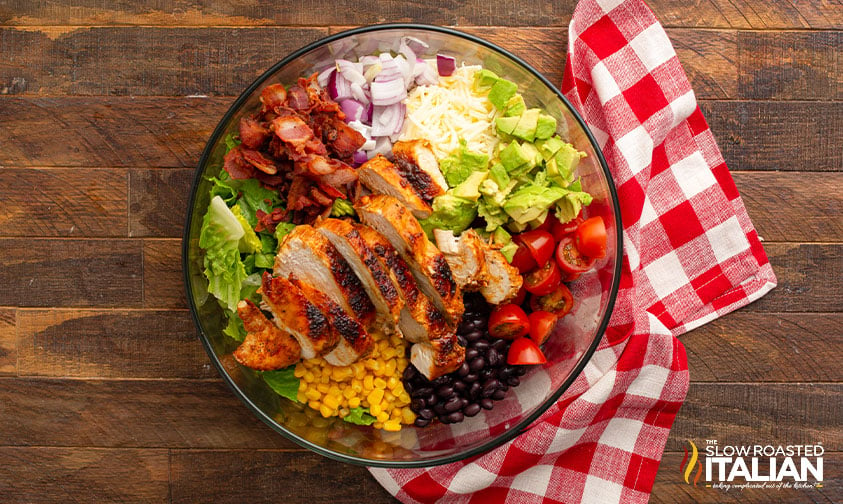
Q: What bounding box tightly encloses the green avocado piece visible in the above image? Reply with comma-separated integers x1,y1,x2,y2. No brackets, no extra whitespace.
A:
503,95,526,117
492,226,512,245
499,241,518,262
519,141,542,167
511,108,540,142
535,114,557,140
488,162,510,189
553,143,585,180
503,185,567,224
495,116,520,136
452,170,489,201
473,69,500,92
488,79,518,109
536,136,565,161
419,194,477,236
499,142,533,174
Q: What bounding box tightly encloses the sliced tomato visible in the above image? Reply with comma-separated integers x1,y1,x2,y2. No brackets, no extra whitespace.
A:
555,235,595,274
489,304,530,340
576,216,607,259
507,337,547,365
561,270,581,283
511,284,527,307
533,214,555,232
530,284,574,318
551,214,584,241
515,230,555,267
524,259,562,296
510,242,537,274
528,311,558,345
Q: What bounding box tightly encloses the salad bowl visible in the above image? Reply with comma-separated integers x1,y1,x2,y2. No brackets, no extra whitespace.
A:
183,24,622,467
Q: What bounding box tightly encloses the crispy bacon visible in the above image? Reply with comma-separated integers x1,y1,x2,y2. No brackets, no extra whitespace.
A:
255,207,286,233
322,117,366,160
222,146,255,179
241,148,278,175
309,186,334,207
260,84,287,113
286,84,310,110
238,117,270,149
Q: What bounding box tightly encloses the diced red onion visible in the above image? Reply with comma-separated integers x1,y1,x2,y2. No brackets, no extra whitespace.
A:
370,78,406,106
336,59,366,86
371,103,403,136
437,54,457,76
361,138,376,150
369,136,393,159
351,151,369,166
393,55,412,87
415,60,439,86
350,82,368,104
402,36,429,56
392,103,406,135
364,102,373,124
328,70,354,101
317,65,335,88
360,55,380,68
340,99,365,122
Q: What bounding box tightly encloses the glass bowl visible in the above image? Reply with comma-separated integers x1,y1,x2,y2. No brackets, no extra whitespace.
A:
183,24,622,468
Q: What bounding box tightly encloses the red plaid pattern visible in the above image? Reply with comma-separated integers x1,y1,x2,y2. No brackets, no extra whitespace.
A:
369,0,777,501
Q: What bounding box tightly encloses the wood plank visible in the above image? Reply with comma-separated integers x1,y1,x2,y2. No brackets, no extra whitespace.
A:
129,168,194,237
144,239,187,309
0,378,296,449
653,452,840,503
0,309,15,375
0,1,839,29
665,384,842,452
0,447,169,504
0,26,328,96
701,101,843,172
16,309,212,379
683,313,843,382
733,172,843,242
746,244,842,314
170,450,395,504
0,168,126,237
739,31,841,100
0,239,143,307
668,28,737,100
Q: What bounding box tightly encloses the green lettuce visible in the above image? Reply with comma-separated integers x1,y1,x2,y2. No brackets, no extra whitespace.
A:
232,204,262,254
199,196,247,313
331,198,356,217
222,311,246,342
343,406,376,425
261,366,300,403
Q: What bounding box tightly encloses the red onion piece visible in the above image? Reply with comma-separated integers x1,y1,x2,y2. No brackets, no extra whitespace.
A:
328,70,354,101
339,99,365,122
415,60,439,86
437,54,457,76
352,150,369,166
370,78,406,106
371,103,402,136
402,36,429,56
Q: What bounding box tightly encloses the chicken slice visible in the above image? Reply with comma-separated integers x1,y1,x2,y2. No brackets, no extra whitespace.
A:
358,155,433,219
289,276,373,366
275,225,377,331
233,299,302,371
354,223,453,343
410,333,466,380
315,218,404,334
355,194,464,325
480,249,524,305
391,139,447,199
259,273,338,359
433,229,491,291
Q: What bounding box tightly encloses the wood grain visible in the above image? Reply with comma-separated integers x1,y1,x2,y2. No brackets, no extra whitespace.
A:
144,239,187,309
666,383,842,451
0,309,15,375
701,101,843,172
16,309,211,379
0,1,840,29
669,28,737,100
169,449,395,504
0,168,126,237
129,169,194,237
0,239,143,307
0,447,169,503
653,452,840,503
0,377,296,449
683,313,843,382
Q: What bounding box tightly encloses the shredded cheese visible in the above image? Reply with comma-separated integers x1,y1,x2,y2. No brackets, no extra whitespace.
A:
400,65,499,161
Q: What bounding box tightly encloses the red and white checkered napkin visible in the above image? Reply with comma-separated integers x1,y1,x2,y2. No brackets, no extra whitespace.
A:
370,0,777,501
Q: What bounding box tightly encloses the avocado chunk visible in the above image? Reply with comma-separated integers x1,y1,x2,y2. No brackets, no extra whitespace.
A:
452,170,489,201
499,241,518,262
511,108,540,142
419,194,477,236
536,136,565,161
492,226,512,245
554,144,584,179
499,142,534,175
488,162,510,189
503,185,568,224
439,140,489,187
503,95,526,117
473,69,500,92
535,113,557,140
488,79,518,109
495,116,520,136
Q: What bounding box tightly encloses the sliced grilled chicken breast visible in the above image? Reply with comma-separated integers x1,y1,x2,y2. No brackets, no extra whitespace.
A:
315,218,404,335
355,194,464,324
358,155,433,219
289,276,373,366
233,299,302,371
354,222,453,343
433,229,491,291
410,333,466,380
259,273,338,359
391,139,447,199
275,225,377,331
480,249,523,305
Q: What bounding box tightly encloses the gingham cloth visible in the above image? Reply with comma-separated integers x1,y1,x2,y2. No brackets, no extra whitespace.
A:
369,0,778,501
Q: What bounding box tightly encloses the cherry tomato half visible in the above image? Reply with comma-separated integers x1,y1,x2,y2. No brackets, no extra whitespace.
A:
524,259,562,296
489,304,530,340
530,284,575,318
510,242,537,274
576,216,607,259
534,214,555,232
528,310,558,345
515,229,555,267
507,337,547,365
555,235,595,275
551,214,584,241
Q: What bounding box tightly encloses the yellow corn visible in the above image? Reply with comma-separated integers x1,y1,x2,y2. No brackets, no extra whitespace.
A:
383,419,402,432
387,376,400,391
384,391,395,403
369,403,383,417
373,377,387,390
363,375,374,391
303,371,315,383
368,388,384,406
319,404,334,418
384,359,397,376
323,394,340,410
316,383,329,394
376,411,389,423
348,397,361,409
294,365,306,378
304,388,321,401
402,407,416,425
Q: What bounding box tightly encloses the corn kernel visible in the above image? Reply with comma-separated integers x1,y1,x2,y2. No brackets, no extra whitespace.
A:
367,388,384,406
348,397,361,409
320,374,330,384
376,411,389,423
319,404,334,418
397,392,411,405
342,387,355,399
373,422,383,430
370,403,383,417
384,391,395,403
386,376,400,391
303,371,315,383
385,359,397,376
373,377,387,390
323,394,340,410
316,383,329,394
363,375,374,390
294,365,306,378
383,419,401,432
328,385,341,397
308,400,321,411
297,391,307,403
304,389,321,401
402,407,416,424
332,367,353,381
382,347,396,360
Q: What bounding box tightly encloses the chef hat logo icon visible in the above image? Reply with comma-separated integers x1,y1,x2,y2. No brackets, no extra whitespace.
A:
679,440,703,486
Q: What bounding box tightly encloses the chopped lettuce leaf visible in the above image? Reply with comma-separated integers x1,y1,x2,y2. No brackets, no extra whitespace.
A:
261,366,300,403
274,222,296,242
343,406,376,425
259,233,277,255
223,133,241,153
222,310,246,342
209,172,239,205
240,272,262,304
439,139,489,187
235,179,283,228
331,198,356,217
231,204,262,254
199,196,247,312
254,253,275,269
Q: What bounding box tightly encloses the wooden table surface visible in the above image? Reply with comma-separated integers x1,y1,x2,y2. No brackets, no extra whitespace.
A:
0,1,840,502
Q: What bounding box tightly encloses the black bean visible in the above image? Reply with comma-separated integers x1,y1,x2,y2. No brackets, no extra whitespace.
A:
439,414,452,424
463,403,481,417
453,381,467,393
411,386,433,398
515,366,528,376
465,330,483,342
403,381,415,394
492,339,507,352
482,380,499,398
432,375,452,386
425,394,437,406
480,398,494,410
469,382,482,399
414,417,430,428
465,348,479,361
411,398,426,410
469,357,485,372
473,340,490,352
457,362,470,377
457,335,467,347
444,397,462,413
418,408,434,420
492,388,507,400
498,367,513,380
446,411,464,423
433,403,447,415
458,321,473,333
479,368,495,380
506,376,520,387
436,385,454,398
460,398,469,408
463,373,478,383
403,366,418,381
